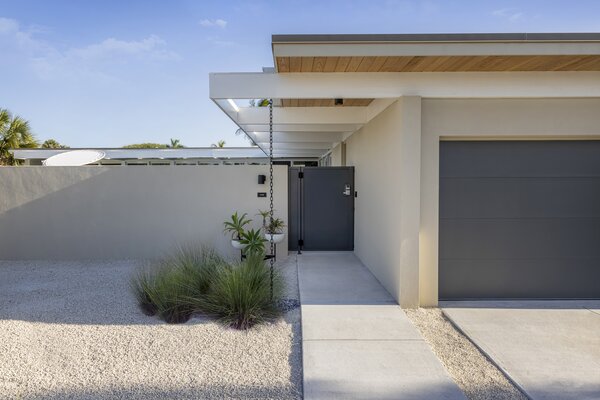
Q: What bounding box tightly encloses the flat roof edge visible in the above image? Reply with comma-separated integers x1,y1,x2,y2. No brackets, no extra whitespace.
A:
272,33,600,44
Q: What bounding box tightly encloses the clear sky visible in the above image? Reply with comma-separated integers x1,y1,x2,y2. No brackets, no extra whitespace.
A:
1,0,599,148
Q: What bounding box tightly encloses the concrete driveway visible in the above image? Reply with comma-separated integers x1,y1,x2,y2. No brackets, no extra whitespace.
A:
442,301,600,400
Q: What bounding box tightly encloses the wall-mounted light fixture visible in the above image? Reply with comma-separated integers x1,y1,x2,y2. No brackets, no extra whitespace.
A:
334,98,344,106
258,174,266,184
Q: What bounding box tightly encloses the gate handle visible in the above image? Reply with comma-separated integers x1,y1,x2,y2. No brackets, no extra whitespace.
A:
343,183,351,196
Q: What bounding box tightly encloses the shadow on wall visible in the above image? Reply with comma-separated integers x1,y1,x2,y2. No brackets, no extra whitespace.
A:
0,166,287,260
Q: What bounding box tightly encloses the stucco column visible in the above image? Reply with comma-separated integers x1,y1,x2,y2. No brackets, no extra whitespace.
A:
398,96,422,308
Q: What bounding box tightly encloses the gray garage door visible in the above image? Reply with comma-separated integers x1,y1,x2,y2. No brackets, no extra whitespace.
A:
439,141,600,300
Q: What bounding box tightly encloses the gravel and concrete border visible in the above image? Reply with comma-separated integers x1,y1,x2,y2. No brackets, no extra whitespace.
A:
0,256,302,399
405,308,528,400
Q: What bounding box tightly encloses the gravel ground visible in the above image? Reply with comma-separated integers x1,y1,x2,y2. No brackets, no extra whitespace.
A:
0,256,302,400
405,308,527,400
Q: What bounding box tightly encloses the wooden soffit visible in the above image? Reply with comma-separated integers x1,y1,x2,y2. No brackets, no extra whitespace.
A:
276,55,600,73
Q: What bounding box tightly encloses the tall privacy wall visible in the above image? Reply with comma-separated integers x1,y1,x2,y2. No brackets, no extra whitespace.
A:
0,165,288,260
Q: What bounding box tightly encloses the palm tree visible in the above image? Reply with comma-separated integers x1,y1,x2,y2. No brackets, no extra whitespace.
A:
211,140,226,148
42,139,69,149
0,108,39,165
167,138,184,148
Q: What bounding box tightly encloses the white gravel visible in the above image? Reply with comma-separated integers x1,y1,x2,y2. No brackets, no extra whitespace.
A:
405,308,527,400
0,256,302,399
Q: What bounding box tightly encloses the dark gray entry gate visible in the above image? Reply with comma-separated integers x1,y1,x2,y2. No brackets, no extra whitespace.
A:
289,167,354,251
439,140,600,300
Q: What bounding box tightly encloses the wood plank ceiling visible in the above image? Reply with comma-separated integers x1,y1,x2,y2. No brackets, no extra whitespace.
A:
276,55,600,73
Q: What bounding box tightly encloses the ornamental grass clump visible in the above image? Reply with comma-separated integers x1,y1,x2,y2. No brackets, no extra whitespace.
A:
130,245,225,324
198,253,284,330
131,245,284,329
149,267,194,324
130,270,158,316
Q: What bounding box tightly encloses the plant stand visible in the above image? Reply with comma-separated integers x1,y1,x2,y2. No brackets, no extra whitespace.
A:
240,244,277,262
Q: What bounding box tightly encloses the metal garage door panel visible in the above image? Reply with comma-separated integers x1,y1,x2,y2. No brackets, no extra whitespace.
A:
441,141,600,178
439,259,600,299
439,140,600,300
440,178,600,218
440,219,600,259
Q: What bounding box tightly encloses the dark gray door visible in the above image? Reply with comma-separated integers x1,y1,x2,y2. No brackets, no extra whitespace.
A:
439,141,600,300
289,167,354,251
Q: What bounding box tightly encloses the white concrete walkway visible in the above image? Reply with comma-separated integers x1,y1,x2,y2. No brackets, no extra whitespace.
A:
443,300,600,400
297,252,466,400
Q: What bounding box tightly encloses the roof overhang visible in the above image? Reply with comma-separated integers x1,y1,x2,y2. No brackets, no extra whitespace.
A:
210,33,600,158
272,33,600,73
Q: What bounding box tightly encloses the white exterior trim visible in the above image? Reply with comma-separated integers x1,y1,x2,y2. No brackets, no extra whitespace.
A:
210,71,600,99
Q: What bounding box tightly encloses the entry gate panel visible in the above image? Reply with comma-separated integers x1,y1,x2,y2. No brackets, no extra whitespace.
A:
289,167,354,251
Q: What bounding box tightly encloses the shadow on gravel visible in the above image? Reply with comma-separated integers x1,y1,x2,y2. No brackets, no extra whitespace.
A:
440,300,600,310
0,260,296,326
38,383,302,400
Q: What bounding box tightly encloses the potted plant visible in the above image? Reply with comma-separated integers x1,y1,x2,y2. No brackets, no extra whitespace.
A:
265,217,286,244
223,212,252,249
257,210,270,230
239,228,267,256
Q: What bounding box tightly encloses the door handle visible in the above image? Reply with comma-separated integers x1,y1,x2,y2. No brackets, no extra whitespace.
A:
343,183,351,196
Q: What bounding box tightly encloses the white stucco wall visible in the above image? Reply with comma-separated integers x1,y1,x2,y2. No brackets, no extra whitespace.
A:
0,166,288,260
344,97,421,307
345,96,600,308
330,143,343,166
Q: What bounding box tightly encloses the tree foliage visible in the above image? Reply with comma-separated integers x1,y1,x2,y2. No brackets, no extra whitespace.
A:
124,138,185,149
41,139,69,149
167,138,184,148
0,108,39,165
122,143,168,149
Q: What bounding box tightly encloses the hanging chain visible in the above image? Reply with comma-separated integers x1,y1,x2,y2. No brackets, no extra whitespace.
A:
269,99,274,301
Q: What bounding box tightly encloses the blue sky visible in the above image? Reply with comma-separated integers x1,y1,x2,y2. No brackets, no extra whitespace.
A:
1,0,599,147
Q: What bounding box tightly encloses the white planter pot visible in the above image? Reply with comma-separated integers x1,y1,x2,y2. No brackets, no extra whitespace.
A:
231,239,245,249
264,233,285,244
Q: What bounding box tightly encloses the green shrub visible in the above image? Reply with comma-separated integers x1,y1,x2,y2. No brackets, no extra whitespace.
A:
198,253,284,330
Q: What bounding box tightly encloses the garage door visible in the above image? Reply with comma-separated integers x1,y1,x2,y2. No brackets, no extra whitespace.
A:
439,141,600,300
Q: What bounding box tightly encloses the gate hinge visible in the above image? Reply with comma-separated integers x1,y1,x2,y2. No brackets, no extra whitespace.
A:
298,171,304,179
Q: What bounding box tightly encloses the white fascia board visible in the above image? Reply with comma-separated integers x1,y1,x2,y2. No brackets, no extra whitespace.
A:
236,106,367,125
252,131,346,143
210,71,600,99
272,149,329,157
240,124,360,133
272,42,600,57
256,142,333,150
